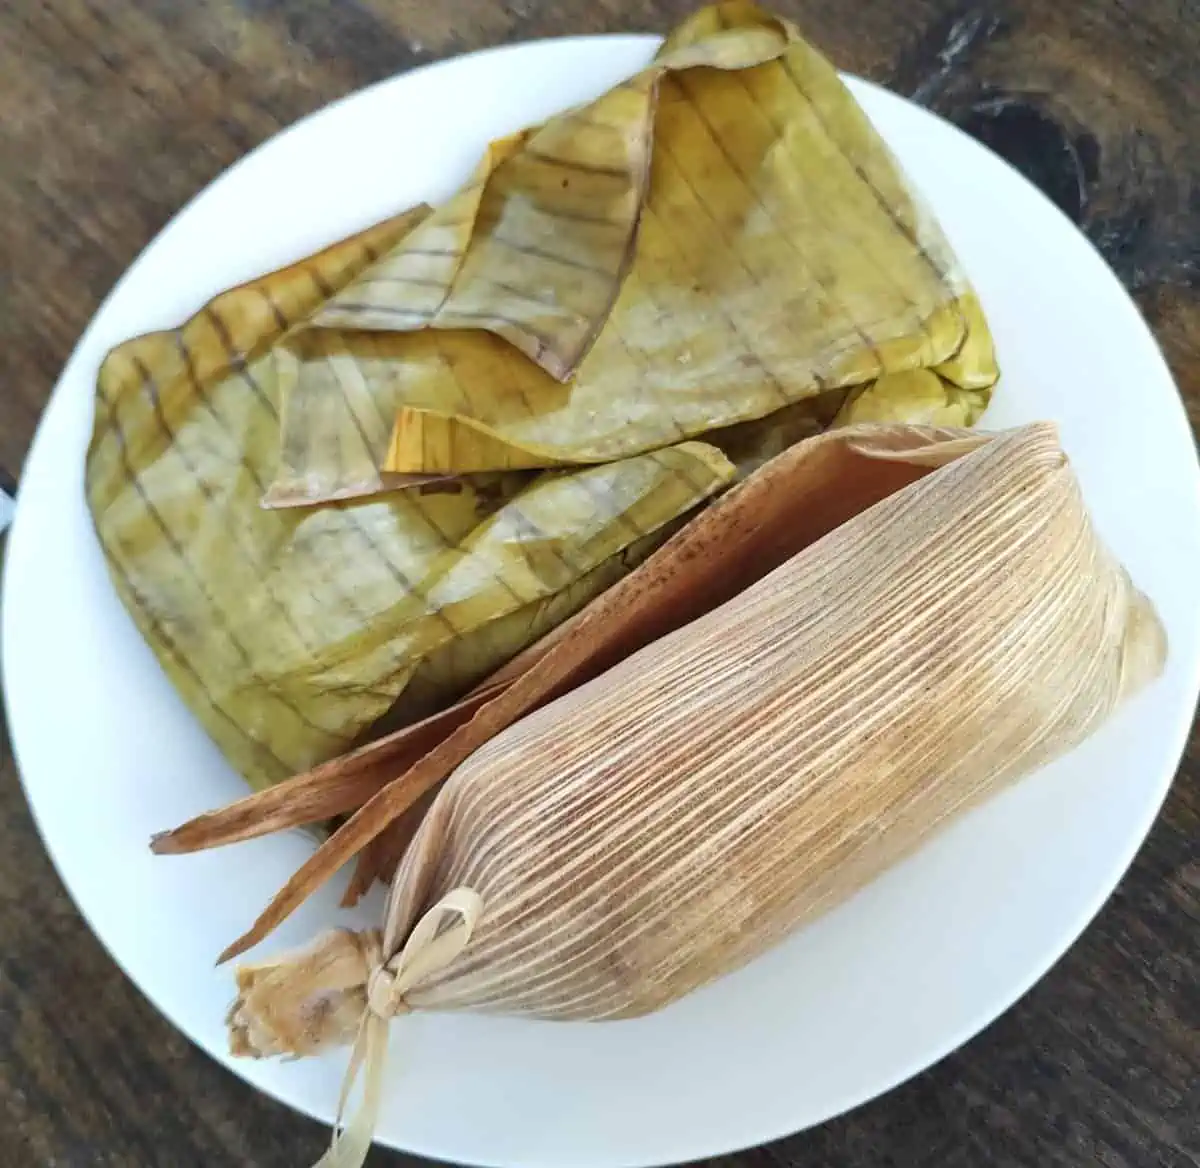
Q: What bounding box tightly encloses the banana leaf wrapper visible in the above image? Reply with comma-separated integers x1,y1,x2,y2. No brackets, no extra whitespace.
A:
86,203,735,791
265,0,997,505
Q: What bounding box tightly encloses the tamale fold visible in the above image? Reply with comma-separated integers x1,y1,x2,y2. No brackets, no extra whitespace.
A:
271,0,997,502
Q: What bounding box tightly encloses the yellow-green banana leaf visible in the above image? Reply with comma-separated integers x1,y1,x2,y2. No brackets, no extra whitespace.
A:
262,0,996,504
85,208,734,790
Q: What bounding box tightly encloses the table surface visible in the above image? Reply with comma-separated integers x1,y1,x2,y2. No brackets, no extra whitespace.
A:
1,1,1197,1165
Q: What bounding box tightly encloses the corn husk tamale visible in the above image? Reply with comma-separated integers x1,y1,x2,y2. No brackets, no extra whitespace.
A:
225,423,1163,1167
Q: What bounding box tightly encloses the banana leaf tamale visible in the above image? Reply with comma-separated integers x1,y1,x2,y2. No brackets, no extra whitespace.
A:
90,0,1000,806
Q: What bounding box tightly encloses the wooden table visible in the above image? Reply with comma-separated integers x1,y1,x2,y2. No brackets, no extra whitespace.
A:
1,2,1197,1165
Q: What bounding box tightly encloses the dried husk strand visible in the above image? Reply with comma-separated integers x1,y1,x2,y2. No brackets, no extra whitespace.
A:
226,422,1164,1168
339,788,437,908
151,677,508,857
152,588,593,860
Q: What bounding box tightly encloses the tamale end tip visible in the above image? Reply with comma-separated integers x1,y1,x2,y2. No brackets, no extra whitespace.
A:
149,830,183,855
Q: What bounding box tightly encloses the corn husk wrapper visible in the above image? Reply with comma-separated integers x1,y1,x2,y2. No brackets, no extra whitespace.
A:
268,0,997,504
226,422,1162,1166
86,203,735,791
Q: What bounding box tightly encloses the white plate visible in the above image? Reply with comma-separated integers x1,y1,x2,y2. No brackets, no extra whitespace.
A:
5,34,1199,1168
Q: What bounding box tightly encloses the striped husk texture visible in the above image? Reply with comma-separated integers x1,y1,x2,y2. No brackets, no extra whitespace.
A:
379,423,1164,1021
231,423,1164,1060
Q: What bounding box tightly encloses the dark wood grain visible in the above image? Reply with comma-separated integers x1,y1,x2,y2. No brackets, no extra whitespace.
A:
1,1,1197,1165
